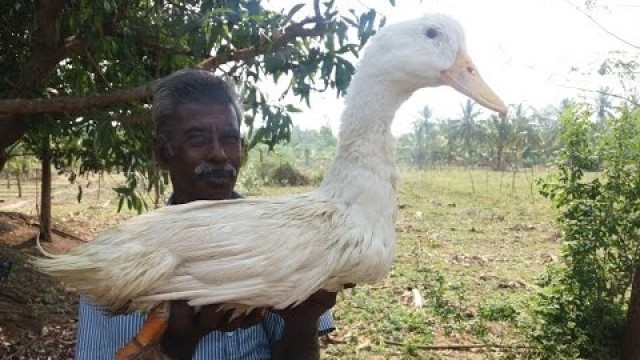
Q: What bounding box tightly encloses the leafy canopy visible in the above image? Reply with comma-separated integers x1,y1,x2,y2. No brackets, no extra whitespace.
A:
0,0,393,210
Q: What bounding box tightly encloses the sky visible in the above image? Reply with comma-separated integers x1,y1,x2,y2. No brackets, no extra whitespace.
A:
265,0,640,136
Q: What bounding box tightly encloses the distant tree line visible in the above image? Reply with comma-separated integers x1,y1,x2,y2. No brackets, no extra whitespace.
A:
396,88,625,171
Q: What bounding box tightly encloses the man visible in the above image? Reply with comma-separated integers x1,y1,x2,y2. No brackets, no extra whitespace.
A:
75,68,337,360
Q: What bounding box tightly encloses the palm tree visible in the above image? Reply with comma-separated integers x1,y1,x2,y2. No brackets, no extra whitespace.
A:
486,114,513,171
411,105,437,168
452,99,483,167
531,106,561,163
510,104,542,169
441,119,460,166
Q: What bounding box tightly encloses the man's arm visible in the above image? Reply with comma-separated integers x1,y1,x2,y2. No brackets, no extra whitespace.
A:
272,317,321,360
161,301,264,360
272,290,339,360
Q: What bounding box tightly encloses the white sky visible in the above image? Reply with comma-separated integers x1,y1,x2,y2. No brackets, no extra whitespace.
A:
265,0,640,136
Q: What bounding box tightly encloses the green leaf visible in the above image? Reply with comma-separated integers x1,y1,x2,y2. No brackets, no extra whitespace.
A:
285,104,302,113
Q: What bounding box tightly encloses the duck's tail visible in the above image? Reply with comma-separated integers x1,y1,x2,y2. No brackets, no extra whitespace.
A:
32,239,180,312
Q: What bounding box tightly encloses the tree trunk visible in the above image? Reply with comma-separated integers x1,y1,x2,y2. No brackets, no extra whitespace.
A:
153,167,162,209
39,135,53,242
496,145,505,171
622,264,640,360
16,174,22,197
0,115,27,172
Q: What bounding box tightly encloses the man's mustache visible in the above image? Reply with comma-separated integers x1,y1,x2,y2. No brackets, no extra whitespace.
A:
194,163,237,184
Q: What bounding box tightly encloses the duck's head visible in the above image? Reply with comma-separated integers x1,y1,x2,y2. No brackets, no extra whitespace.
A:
360,13,507,115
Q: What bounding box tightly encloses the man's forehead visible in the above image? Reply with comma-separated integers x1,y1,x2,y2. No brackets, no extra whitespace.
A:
174,102,238,128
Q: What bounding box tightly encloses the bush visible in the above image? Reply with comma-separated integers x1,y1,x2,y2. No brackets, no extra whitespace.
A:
270,163,309,186
528,105,640,359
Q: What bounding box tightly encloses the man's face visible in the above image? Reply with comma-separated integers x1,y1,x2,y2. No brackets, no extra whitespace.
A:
157,102,243,203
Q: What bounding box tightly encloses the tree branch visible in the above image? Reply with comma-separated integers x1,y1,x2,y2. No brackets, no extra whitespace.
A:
554,83,640,107
563,0,640,50
11,0,67,97
198,1,326,69
0,84,155,116
0,14,329,116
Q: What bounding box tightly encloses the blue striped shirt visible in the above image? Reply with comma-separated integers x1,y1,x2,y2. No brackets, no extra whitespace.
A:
75,298,335,359
75,192,334,359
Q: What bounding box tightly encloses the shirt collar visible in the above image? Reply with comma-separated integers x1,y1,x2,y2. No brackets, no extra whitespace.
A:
166,191,243,205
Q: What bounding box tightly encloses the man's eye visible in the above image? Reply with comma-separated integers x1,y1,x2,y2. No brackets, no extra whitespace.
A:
220,135,239,145
186,135,207,146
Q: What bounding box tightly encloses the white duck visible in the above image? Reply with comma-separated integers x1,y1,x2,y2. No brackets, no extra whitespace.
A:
35,12,506,356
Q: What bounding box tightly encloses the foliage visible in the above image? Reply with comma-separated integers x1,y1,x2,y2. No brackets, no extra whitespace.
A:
236,124,337,193
397,105,444,168
450,100,484,166
270,163,309,186
0,0,388,212
397,101,563,170
529,104,640,359
288,124,338,169
2,143,36,178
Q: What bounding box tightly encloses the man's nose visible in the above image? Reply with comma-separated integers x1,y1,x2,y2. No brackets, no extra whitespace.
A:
207,137,227,162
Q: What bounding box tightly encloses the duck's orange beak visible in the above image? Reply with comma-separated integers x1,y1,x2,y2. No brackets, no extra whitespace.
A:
440,50,508,116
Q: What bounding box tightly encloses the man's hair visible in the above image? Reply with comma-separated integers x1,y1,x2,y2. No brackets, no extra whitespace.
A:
152,68,243,138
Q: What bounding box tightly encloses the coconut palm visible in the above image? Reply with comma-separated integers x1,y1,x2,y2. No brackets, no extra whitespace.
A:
452,99,483,167
486,114,513,170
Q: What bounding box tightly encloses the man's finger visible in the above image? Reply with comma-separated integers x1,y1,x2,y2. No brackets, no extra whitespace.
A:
168,301,194,331
195,305,227,332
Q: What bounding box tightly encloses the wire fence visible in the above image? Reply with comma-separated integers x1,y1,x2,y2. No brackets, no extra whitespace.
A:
0,170,71,203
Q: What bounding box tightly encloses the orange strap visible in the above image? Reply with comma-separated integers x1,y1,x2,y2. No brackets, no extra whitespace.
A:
133,308,170,347
114,306,169,360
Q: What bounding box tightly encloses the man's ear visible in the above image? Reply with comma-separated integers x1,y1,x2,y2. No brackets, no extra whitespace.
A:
153,136,172,169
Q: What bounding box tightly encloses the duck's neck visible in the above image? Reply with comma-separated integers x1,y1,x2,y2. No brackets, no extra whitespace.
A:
320,68,413,198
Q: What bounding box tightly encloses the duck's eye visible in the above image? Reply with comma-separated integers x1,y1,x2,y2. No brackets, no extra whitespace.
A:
425,27,439,39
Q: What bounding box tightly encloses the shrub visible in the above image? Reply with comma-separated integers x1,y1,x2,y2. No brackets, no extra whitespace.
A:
270,163,309,186
528,105,640,359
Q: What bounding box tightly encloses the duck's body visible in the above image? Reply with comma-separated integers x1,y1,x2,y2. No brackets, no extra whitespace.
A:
35,13,506,316
60,188,396,312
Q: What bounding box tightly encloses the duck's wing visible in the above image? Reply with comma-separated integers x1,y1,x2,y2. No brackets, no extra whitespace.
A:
35,192,350,311
131,193,346,310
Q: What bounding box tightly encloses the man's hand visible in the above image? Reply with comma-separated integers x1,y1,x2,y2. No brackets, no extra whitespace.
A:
271,285,354,360
274,290,337,323
275,284,354,322
161,301,265,360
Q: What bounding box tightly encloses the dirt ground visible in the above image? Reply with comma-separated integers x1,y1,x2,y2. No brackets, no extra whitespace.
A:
0,212,88,360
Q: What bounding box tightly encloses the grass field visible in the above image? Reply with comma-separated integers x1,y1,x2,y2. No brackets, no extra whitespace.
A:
0,167,562,359
324,168,560,359
241,167,561,359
